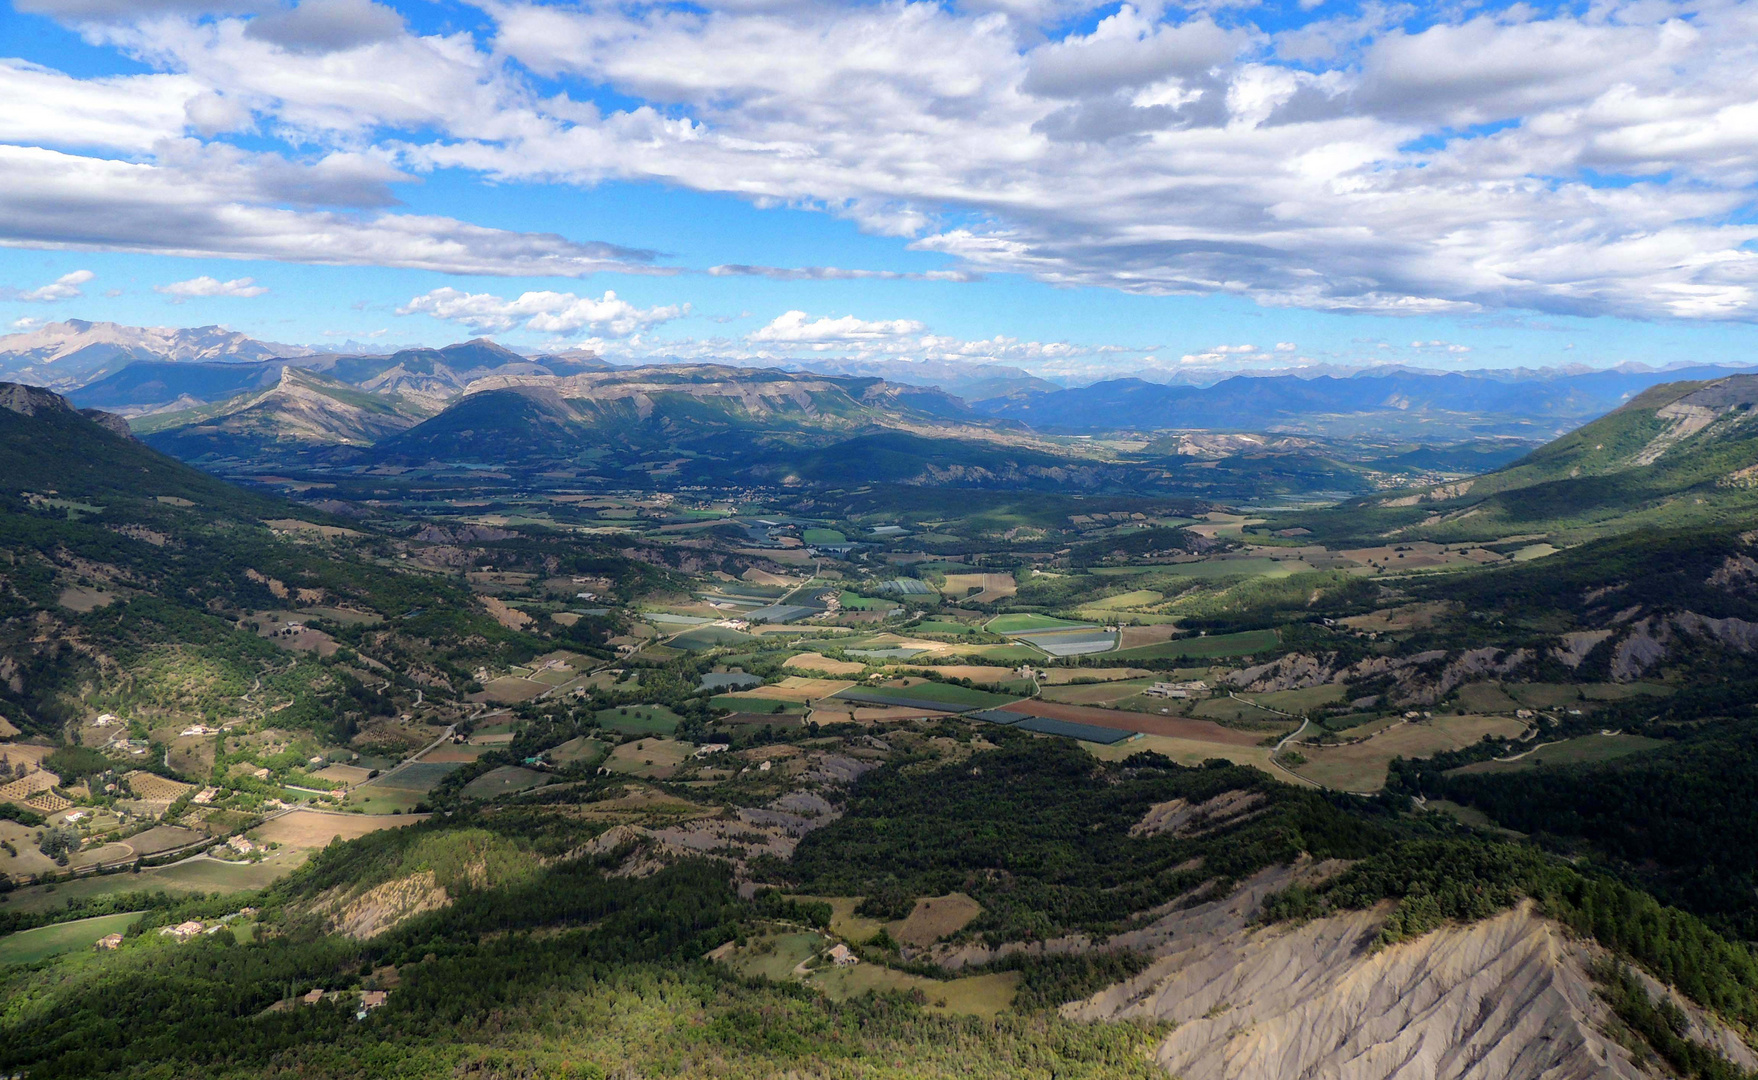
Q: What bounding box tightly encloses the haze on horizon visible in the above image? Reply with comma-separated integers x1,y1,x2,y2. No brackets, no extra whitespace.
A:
5,0,1758,381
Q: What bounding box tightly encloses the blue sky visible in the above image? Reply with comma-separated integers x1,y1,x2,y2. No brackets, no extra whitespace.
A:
4,0,1758,383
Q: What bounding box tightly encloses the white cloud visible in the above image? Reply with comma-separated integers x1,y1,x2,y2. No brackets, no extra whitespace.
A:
0,145,659,277
748,311,927,347
0,59,201,152
155,275,269,300
398,287,687,337
11,1,1758,320
1273,342,1297,352
16,270,94,302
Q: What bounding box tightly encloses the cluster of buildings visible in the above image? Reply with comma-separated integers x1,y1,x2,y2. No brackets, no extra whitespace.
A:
1146,680,1209,699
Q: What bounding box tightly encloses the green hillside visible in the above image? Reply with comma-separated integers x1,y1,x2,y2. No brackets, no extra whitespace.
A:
1284,374,1758,545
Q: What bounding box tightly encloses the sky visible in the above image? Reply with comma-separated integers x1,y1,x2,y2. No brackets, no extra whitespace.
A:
4,0,1758,383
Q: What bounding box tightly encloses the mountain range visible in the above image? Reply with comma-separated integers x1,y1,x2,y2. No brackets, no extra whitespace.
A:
971,366,1758,437
0,320,318,389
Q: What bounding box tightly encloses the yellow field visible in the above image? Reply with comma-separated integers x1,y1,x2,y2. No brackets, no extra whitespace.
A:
604,738,693,779
782,653,866,676
1086,733,1288,776
1292,715,1529,792
897,664,1018,685
719,677,852,703
1038,667,1155,685
894,893,982,947
251,810,426,850
312,764,372,787
942,573,1016,603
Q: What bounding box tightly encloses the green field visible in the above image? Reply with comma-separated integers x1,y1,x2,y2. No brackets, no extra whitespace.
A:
986,613,1091,634
1450,733,1669,775
1111,628,1279,660
2,857,298,915
0,911,143,966
669,625,754,651
712,696,807,714
1152,558,1298,580
1506,683,1587,708
802,529,847,545
461,765,550,800
940,644,1042,662
859,682,1019,708
1455,682,1520,713
595,705,684,734
911,620,981,636
344,785,428,814
837,592,896,611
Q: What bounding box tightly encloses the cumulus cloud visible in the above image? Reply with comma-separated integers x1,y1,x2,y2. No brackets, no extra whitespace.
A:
398,287,687,337
748,311,927,347
15,270,94,302
155,275,269,300
13,1,1758,320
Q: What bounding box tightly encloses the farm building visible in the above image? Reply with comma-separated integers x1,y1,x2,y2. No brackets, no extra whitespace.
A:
826,944,858,966
1146,681,1209,699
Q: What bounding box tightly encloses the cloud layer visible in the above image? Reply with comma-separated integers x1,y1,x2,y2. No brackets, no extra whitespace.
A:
10,1,1758,319
399,287,687,336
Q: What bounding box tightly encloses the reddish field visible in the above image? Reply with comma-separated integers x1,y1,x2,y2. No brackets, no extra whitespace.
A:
1000,701,1265,745
418,745,488,763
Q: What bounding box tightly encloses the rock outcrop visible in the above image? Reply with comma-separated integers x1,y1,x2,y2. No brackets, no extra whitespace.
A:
1065,871,1756,1080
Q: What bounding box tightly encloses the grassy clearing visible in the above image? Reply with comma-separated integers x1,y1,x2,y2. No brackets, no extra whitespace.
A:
604,738,693,779
1455,682,1520,713
251,810,424,850
342,786,427,814
0,911,144,966
1151,558,1297,580
893,893,982,947
1581,682,1674,701
729,931,821,982
802,529,848,545
545,736,607,765
669,625,754,651
1111,628,1278,660
1085,733,1283,774
1253,684,1350,713
811,965,1020,1018
1191,697,1302,725
911,620,981,636
783,652,867,676
1449,733,1669,775
595,705,683,735
1084,589,1164,610
1,857,298,915
711,696,807,715
1507,683,1587,709
1293,715,1529,792
461,765,549,800
1041,678,1156,706
787,896,885,943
